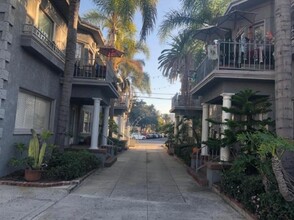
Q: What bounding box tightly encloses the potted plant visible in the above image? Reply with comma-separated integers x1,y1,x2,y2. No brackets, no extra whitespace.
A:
24,129,53,181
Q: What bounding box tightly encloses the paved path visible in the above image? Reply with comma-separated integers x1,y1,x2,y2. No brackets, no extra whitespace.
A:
32,143,244,220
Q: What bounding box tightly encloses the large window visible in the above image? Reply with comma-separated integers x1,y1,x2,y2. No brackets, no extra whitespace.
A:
15,91,52,133
38,9,54,40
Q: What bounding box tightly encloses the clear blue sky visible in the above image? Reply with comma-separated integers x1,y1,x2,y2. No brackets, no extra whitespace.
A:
79,0,181,114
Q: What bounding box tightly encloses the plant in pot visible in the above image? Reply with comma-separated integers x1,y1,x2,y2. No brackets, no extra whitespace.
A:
24,129,53,181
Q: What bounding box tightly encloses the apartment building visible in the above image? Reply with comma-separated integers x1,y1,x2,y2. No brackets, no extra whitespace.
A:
0,0,123,176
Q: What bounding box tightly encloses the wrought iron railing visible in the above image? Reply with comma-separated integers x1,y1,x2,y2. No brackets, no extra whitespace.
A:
171,93,200,108
192,40,275,85
74,59,117,83
22,24,65,61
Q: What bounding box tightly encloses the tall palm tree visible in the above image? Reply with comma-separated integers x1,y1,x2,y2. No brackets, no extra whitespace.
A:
273,0,294,201
56,0,80,148
158,34,204,99
91,0,158,41
274,0,293,139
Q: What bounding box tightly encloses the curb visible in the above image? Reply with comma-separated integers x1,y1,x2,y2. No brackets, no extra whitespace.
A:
212,184,257,220
0,168,98,189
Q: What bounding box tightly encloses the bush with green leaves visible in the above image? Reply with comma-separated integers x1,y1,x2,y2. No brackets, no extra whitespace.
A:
220,131,294,219
174,144,194,166
45,150,101,180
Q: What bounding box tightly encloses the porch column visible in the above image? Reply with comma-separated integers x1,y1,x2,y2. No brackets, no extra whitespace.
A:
220,93,234,161
117,115,123,139
201,103,209,156
101,106,110,146
90,98,101,149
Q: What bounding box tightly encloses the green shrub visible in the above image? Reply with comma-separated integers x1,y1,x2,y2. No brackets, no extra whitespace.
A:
174,144,194,166
45,150,101,180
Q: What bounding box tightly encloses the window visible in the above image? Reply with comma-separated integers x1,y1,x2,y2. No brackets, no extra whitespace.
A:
75,43,83,59
15,91,52,133
82,111,91,133
38,9,54,40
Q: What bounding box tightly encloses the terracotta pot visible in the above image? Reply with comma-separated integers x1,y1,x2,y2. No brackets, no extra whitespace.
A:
24,169,42,182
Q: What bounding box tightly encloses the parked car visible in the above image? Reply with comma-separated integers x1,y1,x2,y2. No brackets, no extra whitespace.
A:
131,133,146,140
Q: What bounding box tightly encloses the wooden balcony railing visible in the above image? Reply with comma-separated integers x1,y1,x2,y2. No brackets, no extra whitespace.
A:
74,59,117,83
22,24,65,61
192,40,275,85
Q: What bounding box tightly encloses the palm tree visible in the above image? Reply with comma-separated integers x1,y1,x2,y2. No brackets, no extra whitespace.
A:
91,0,158,41
274,0,293,139
273,0,294,201
158,0,230,41
158,34,204,100
56,0,80,148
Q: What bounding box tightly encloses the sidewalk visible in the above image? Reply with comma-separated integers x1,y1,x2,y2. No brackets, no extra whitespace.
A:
0,143,244,220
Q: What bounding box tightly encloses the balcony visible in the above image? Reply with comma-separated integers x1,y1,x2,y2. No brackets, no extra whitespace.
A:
191,40,275,101
170,93,201,116
71,59,119,105
20,24,65,71
73,59,117,83
114,95,129,115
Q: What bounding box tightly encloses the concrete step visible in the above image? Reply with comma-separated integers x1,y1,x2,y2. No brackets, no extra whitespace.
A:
187,167,208,187
104,156,117,167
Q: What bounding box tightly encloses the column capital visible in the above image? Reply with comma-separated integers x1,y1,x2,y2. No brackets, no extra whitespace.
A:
201,103,209,108
220,93,234,100
92,97,102,102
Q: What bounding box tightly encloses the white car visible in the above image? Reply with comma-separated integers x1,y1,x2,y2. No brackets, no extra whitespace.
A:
131,133,146,140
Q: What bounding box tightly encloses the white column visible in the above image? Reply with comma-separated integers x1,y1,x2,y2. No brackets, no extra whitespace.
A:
201,103,209,156
101,106,110,146
121,114,126,139
117,115,123,139
90,98,101,149
220,93,234,161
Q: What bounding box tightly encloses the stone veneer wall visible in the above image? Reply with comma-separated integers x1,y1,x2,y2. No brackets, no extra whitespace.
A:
0,0,15,155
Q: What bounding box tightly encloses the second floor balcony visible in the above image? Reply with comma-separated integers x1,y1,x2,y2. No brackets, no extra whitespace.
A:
21,24,65,71
74,59,117,84
191,40,275,98
114,94,130,115
171,93,201,116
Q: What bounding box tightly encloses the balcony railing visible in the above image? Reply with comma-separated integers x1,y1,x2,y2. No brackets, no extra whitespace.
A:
114,94,129,108
74,59,117,83
22,24,65,61
171,93,200,108
193,40,275,85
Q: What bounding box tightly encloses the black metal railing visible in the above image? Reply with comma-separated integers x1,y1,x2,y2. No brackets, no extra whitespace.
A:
74,59,117,83
193,40,275,85
22,24,65,61
114,94,129,107
171,93,200,108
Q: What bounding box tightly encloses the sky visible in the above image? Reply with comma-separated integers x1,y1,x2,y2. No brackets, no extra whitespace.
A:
79,0,182,114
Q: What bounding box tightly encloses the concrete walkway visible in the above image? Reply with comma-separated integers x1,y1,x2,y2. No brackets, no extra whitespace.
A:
32,143,244,220
0,143,244,219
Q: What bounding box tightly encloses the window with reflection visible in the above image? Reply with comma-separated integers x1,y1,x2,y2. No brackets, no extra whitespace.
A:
38,9,54,40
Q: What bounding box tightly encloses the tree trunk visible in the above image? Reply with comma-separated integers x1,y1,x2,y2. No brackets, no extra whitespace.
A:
181,55,191,104
274,0,293,139
56,0,80,149
272,156,294,201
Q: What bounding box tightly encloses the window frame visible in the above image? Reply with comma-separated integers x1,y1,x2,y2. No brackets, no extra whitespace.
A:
14,89,55,135
38,8,55,41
